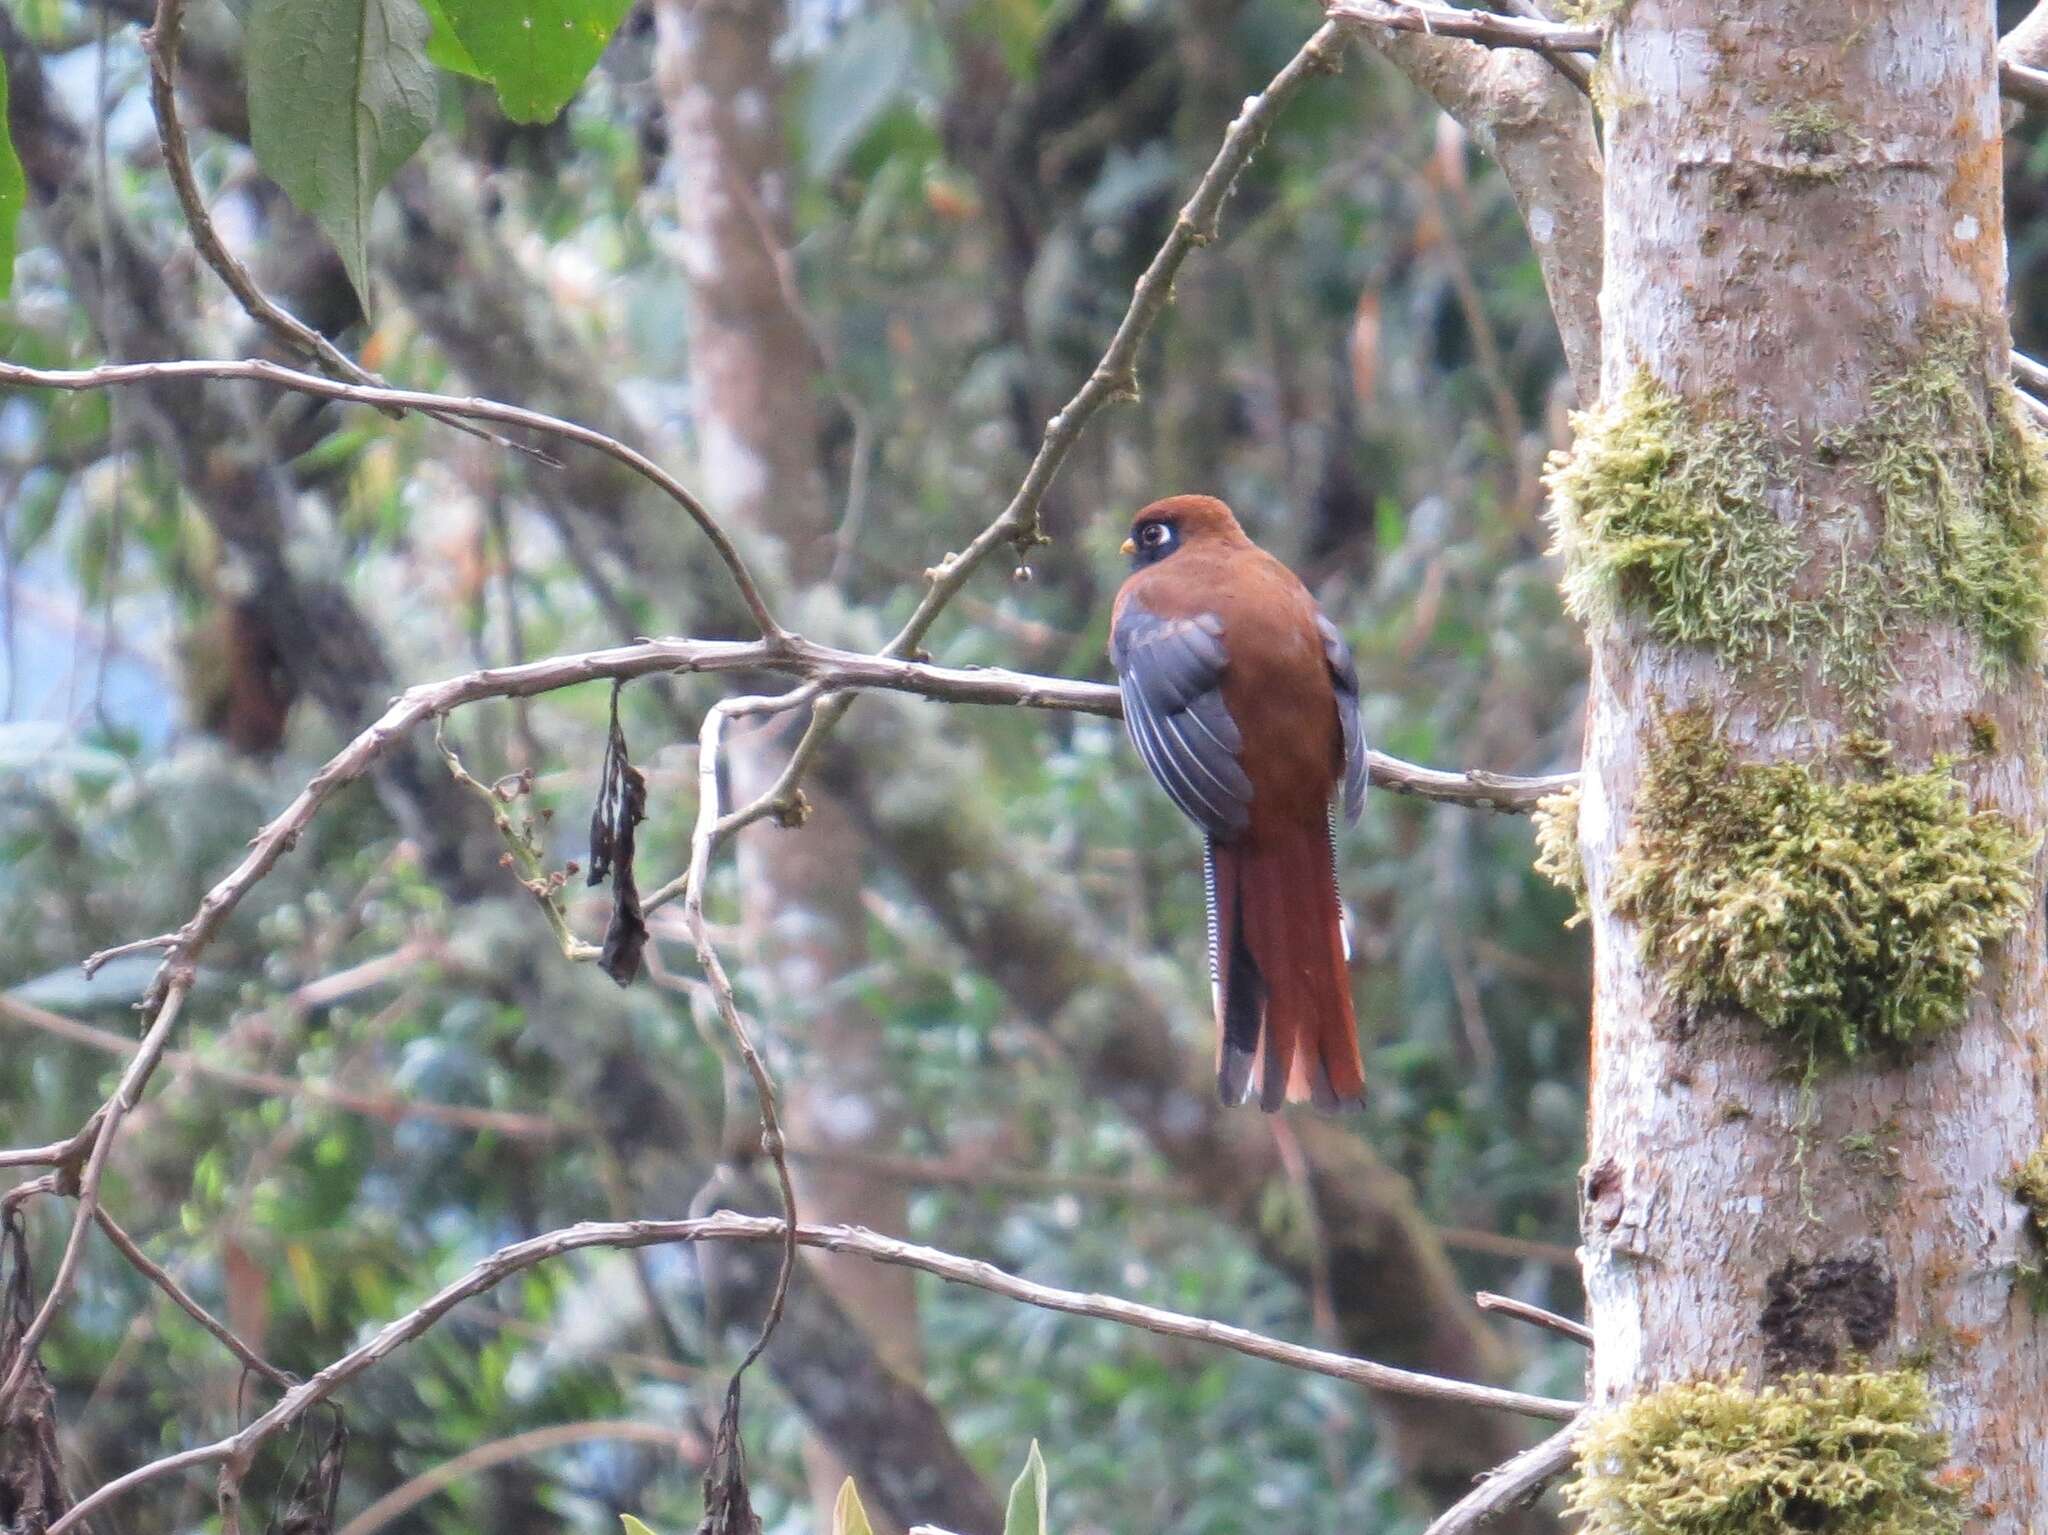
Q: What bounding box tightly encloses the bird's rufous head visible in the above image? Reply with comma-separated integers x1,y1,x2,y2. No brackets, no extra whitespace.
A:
1120,494,1250,568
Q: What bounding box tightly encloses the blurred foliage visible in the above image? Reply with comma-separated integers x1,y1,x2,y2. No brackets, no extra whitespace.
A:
0,0,1883,1528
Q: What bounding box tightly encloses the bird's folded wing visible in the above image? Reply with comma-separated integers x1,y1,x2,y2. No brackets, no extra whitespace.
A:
1110,606,1252,838
1316,611,1369,824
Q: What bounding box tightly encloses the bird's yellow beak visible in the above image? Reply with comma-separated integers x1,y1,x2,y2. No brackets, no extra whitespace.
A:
1120,537,1136,556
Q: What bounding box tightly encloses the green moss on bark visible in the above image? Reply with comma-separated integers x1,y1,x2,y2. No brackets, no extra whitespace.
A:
1822,327,2048,671
2012,1142,2048,1239
1546,334,2048,708
1613,710,2035,1061
1532,781,1587,922
1567,1371,1964,1535
1546,372,1801,673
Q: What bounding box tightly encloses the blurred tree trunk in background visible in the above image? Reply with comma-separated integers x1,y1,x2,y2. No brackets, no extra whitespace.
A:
652,7,939,1531
1574,1,2048,1521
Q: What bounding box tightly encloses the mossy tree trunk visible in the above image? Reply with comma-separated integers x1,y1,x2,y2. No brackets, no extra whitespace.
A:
1566,0,2048,1523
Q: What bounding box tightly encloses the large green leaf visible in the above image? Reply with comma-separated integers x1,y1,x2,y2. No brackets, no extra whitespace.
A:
1003,1441,1048,1535
618,1519,660,1535
0,38,24,299
245,0,436,311
802,9,917,178
417,0,487,80
436,0,631,124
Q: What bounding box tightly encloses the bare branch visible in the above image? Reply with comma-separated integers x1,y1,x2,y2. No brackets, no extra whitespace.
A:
1327,2,1601,54
1496,0,1591,93
0,1139,76,1171
678,689,810,1388
1334,0,2048,128
1422,1415,1586,1535
1474,1290,1592,1347
0,355,783,641
52,1212,1578,1533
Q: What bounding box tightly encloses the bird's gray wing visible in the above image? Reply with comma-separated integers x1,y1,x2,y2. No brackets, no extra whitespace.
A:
1316,611,1369,824
1110,604,1252,839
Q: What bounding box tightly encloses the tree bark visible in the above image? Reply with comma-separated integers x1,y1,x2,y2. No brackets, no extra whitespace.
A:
1576,0,2047,1522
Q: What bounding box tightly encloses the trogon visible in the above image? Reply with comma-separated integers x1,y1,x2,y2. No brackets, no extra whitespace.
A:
1109,494,1368,1111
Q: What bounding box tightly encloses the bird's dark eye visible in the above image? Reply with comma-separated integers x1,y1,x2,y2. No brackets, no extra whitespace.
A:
1141,522,1170,548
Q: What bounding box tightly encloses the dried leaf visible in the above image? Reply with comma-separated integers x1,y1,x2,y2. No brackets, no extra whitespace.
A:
587,682,648,986
1,1210,78,1533
268,1412,348,1535
693,1384,760,1535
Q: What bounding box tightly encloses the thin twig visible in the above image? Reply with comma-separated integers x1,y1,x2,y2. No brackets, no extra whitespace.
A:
0,992,568,1141
1474,1290,1592,1347
1495,0,1592,93
0,977,189,1409
0,1139,76,1171
1422,1414,1587,1535
679,689,812,1387
0,356,782,641
1326,2,1602,54
1336,0,2048,125
140,0,554,465
335,1420,693,1535
50,1211,1578,1534
92,1207,294,1389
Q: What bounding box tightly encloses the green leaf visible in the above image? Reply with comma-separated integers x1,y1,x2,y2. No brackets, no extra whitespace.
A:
802,10,916,178
1003,1441,1048,1535
831,1478,874,1535
619,1518,661,1535
245,0,437,311
0,37,24,299
436,0,631,124
418,0,487,80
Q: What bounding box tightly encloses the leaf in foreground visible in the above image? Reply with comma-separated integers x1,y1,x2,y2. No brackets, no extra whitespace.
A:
246,0,436,310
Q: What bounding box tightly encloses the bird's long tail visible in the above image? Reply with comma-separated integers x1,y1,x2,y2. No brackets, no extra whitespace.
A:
1206,820,1364,1111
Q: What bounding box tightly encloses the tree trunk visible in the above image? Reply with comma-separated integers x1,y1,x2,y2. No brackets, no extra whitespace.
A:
1572,0,2048,1522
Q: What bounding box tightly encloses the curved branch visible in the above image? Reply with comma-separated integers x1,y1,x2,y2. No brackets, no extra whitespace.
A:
92,1208,294,1390
0,356,783,641
1421,1415,1586,1535
1326,1,1601,52
51,1212,1579,1534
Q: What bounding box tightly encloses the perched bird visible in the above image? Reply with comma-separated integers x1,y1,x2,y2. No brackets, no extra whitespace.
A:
1109,495,1369,1111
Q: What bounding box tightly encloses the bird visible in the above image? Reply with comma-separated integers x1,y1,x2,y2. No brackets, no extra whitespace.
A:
1109,494,1369,1111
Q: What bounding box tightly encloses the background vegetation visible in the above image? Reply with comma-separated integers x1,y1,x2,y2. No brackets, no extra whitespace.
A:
4,1,2042,1530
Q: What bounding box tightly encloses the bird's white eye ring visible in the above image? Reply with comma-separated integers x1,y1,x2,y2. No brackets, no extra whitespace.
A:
1141,522,1170,548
